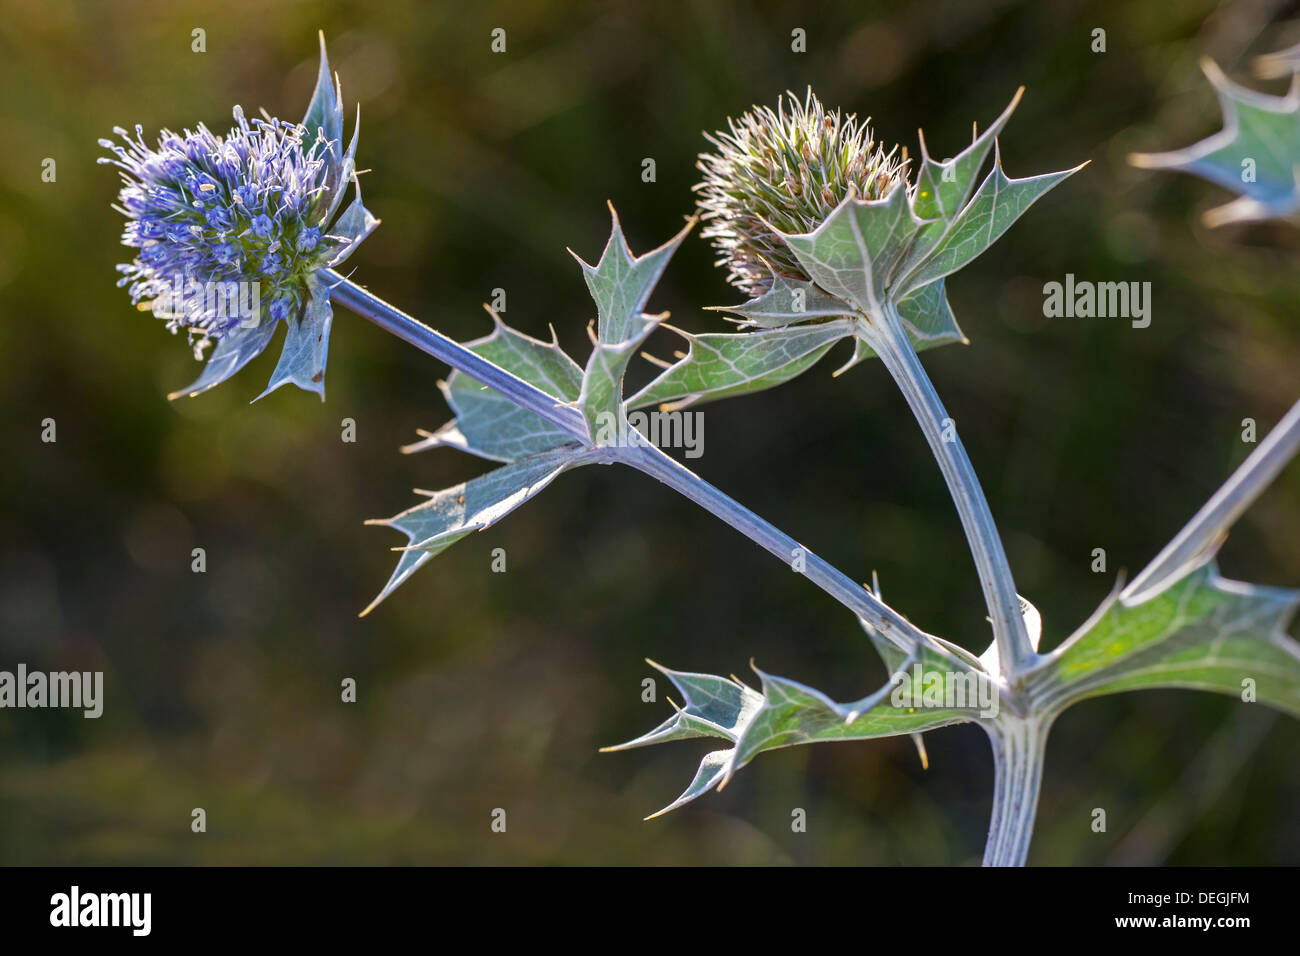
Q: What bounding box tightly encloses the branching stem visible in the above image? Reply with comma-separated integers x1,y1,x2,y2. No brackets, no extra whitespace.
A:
328,268,1054,866
327,269,929,652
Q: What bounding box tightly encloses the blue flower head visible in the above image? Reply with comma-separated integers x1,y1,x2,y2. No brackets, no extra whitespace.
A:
100,34,379,400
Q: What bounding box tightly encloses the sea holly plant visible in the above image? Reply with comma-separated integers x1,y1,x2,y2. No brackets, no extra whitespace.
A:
102,37,1300,866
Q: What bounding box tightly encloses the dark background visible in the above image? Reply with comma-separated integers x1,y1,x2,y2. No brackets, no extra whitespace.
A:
0,0,1297,865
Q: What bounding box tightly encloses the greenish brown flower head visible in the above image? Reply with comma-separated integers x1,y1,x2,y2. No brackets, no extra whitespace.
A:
695,89,910,297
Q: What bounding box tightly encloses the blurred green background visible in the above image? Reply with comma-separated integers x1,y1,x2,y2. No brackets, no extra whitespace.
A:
0,0,1297,865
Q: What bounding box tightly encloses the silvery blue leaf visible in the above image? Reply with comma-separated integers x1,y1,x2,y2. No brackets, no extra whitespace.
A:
167,320,278,400
255,273,333,401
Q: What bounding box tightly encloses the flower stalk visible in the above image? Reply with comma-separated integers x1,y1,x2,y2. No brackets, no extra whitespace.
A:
861,305,1036,680
618,437,929,648
322,270,589,439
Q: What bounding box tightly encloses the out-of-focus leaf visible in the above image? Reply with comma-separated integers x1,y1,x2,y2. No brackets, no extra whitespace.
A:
1252,42,1300,79
1132,59,1300,225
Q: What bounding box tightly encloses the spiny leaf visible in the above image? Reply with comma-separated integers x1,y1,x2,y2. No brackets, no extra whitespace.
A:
302,32,347,206
730,663,983,770
362,446,596,614
599,662,765,751
645,751,733,820
858,572,988,770
322,105,361,227
167,320,278,400
255,273,332,401
407,314,584,463
324,177,380,269
578,313,662,437
707,276,854,329
571,210,693,434
1028,557,1300,718
777,137,1081,318
572,205,693,346
606,651,985,818
912,88,1023,222
779,184,915,314
626,318,856,411
1131,59,1300,225
897,148,1084,294
632,279,965,411
382,211,700,609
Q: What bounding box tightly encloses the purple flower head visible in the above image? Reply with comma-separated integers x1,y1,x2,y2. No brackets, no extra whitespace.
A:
99,37,370,367
100,35,378,400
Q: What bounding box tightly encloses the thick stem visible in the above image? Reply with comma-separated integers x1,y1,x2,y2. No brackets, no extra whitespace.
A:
620,438,929,649
323,269,589,440
863,307,1034,677
983,715,1051,866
